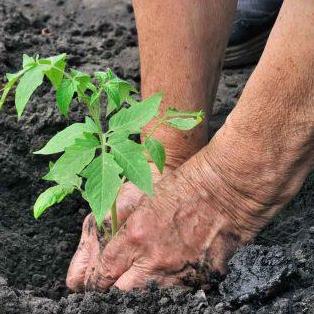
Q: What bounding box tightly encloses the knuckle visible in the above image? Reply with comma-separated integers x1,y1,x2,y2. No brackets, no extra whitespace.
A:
90,261,119,288
128,228,145,244
100,248,124,279
127,218,147,245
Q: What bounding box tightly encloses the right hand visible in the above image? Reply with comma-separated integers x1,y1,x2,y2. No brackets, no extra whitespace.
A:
116,163,174,219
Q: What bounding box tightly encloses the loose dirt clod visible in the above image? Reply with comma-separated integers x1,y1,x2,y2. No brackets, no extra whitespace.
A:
219,245,298,304
0,0,313,313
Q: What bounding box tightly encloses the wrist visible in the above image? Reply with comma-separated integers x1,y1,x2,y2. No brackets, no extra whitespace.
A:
142,120,209,169
177,146,261,242
186,117,313,239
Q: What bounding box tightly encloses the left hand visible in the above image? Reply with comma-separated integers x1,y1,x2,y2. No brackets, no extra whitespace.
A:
66,163,173,291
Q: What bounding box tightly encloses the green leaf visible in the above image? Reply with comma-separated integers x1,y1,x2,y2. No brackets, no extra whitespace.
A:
44,53,67,89
107,130,130,144
45,60,65,89
71,70,92,90
44,171,82,189
0,70,26,110
43,142,97,186
95,69,114,84
15,66,44,118
74,133,100,149
47,53,67,64
165,108,204,130
86,89,101,110
96,69,137,115
84,116,99,132
125,96,138,106
22,54,35,68
34,185,74,219
56,78,78,116
83,154,123,227
105,84,120,115
166,117,202,130
165,108,204,119
34,117,98,155
72,70,97,103
110,139,153,195
104,77,137,115
144,138,165,173
7,71,22,81
109,92,162,133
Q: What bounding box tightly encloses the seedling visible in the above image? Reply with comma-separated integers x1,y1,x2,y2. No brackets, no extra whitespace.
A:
0,53,204,236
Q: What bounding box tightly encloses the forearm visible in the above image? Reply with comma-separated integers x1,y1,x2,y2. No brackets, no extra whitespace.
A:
133,0,237,167
229,0,314,160
189,0,314,236
221,0,314,189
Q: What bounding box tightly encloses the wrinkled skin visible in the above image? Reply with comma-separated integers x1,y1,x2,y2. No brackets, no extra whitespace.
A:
67,0,314,291
66,147,250,291
67,110,313,291
116,164,173,214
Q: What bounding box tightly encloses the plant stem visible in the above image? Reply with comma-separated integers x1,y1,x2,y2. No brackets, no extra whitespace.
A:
111,199,118,237
49,61,121,237
89,87,119,237
145,117,167,140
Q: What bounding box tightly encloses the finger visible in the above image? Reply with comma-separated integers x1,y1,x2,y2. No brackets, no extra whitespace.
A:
117,205,136,223
83,234,100,288
116,182,143,216
85,208,135,285
84,225,134,291
114,266,180,291
66,214,97,291
108,164,173,224
104,182,140,225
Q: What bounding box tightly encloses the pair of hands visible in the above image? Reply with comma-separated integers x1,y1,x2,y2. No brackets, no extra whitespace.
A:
66,158,239,291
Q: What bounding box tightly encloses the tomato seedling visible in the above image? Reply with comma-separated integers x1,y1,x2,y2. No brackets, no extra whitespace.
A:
0,53,204,236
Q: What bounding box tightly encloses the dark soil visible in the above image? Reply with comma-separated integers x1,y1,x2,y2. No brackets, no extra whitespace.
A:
0,0,313,313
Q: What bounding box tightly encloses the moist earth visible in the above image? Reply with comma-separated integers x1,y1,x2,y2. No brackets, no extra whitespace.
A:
0,0,313,313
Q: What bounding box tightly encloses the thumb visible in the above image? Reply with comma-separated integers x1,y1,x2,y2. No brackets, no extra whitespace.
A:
66,214,97,291
84,223,134,291
116,181,143,217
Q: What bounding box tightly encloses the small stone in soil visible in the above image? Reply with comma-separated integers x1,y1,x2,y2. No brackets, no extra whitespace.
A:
0,276,7,286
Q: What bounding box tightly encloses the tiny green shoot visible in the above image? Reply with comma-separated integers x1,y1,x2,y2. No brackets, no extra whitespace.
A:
0,53,204,237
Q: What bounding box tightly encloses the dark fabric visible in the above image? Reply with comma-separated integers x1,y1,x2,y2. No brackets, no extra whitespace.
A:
228,0,283,46
237,0,283,14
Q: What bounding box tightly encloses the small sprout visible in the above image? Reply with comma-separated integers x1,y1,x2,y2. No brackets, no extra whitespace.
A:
0,53,204,237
